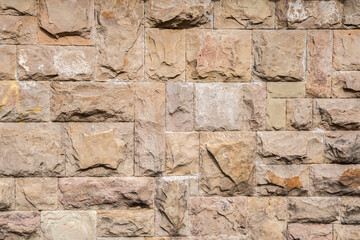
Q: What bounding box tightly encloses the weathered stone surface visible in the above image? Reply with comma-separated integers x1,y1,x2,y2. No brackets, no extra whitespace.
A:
332,72,360,98
243,83,266,131
288,197,340,223
194,83,243,131
325,132,360,164
0,0,36,15
135,82,165,176
313,99,360,130
267,82,305,98
65,123,134,176
18,46,95,81
310,165,360,196
155,178,188,236
97,209,154,237
266,98,286,131
257,131,323,164
188,176,199,197
166,132,199,176
0,81,50,122
247,197,287,240
253,30,306,81
41,211,96,240
0,123,64,176
256,165,309,196
0,178,14,210
95,0,144,81
286,98,313,131
333,30,360,71
0,211,40,240
59,177,154,209
214,0,274,29
287,223,332,240
16,178,58,211
276,0,341,29
200,132,255,196
306,30,332,98
166,83,194,132
0,45,15,80
341,197,360,224
0,15,37,44
189,197,246,236
186,30,251,82
333,224,360,240
145,0,212,28
51,82,134,122
343,0,360,28
38,0,94,45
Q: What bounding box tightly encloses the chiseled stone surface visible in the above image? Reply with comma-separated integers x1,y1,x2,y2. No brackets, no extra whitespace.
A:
333,30,360,71
0,0,36,15
324,132,360,164
0,45,15,80
343,0,360,28
333,224,360,240
0,211,40,240
332,72,360,98
341,197,360,224
287,223,332,240
286,98,313,131
267,82,305,98
0,178,14,210
0,15,37,44
243,83,266,131
266,98,286,131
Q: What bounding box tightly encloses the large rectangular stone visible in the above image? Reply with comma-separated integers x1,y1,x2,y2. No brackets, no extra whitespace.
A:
0,211,40,239
0,15,37,44
267,82,305,98
286,98,313,131
333,30,360,71
266,98,286,131
288,223,332,240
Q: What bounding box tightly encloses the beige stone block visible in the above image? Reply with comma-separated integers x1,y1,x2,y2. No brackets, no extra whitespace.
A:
0,211,40,240
243,82,266,131
266,98,286,131
0,45,15,80
286,98,313,131
341,197,360,224
343,0,360,28
0,15,37,44
333,30,360,71
0,178,14,210
333,224,360,240
332,72,360,98
288,223,332,240
0,0,36,15
267,82,305,98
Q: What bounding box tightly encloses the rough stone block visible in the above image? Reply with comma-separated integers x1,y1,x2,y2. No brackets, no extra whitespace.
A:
0,211,40,240
0,0,36,15
243,82,266,131
343,0,360,28
286,98,313,131
266,98,286,131
0,45,15,80
332,72,360,98
0,15,37,44
341,197,360,224
325,132,360,164
0,178,14,210
287,223,332,240
333,224,360,240
333,30,360,71
267,82,305,98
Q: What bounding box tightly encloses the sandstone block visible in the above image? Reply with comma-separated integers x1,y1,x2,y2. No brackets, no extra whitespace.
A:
325,132,360,164
0,45,15,80
253,30,306,81
95,0,144,81
51,82,134,122
0,211,40,240
341,197,360,224
0,15,37,44
286,98,313,131
59,177,154,209
266,98,286,130
243,83,266,131
333,30,360,71
200,132,255,196
343,0,360,28
189,197,246,236
0,178,14,210
287,223,332,240
0,0,36,15
332,72,360,98
0,123,64,176
333,224,360,240
267,82,305,98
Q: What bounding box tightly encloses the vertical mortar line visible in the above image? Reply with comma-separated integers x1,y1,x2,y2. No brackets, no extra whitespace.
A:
330,30,334,98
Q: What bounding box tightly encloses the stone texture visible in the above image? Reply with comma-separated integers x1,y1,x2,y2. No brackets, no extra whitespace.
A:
186,29,251,82
0,211,40,240
166,83,194,132
0,123,64,176
0,15,37,44
313,99,360,130
214,0,274,29
266,98,286,130
333,224,360,240
286,98,313,131
200,132,255,196
135,82,165,176
189,197,246,236
247,197,287,240
15,178,58,211
257,131,324,164
166,132,199,176
267,82,305,98
146,29,185,82
256,165,309,196
253,30,306,81
276,0,341,29
194,83,243,131
333,30,360,71
341,197,360,224
51,82,134,122
343,0,360,28
287,223,332,240
325,132,360,164
97,209,154,237
243,83,266,131
0,81,50,122
41,211,96,240
38,0,94,45
0,45,15,80
65,123,134,176
306,30,332,98
0,178,14,210
18,46,95,81
145,0,212,28
59,177,154,209
0,0,36,15
95,0,144,81
332,72,360,98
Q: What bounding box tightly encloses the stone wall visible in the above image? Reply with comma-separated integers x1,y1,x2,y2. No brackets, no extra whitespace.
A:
0,0,359,239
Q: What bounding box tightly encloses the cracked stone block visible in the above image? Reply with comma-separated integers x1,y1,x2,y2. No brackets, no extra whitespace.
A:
324,132,360,164
286,98,313,131
0,0,36,15
341,197,360,224
0,178,14,210
332,72,360,98
288,223,332,240
0,45,15,80
0,211,40,240
333,30,360,71
0,15,37,44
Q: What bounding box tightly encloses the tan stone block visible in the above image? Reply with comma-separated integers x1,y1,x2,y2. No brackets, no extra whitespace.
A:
0,45,15,80
200,132,255,196
333,30,360,71
332,72,360,98
256,165,309,196
97,209,154,237
266,98,286,130
145,0,212,28
247,197,287,240
0,211,40,240
188,176,199,197
306,30,332,98
325,132,360,164
0,178,14,210
189,197,246,236
59,177,154,209
41,211,96,240
341,197,360,224
343,0,360,28
95,0,144,81
0,0,36,15
257,131,324,164
286,98,313,131
333,224,360,240
267,82,305,98
243,82,266,131
0,15,37,44
51,82,134,122
18,46,95,81
146,29,185,82
0,123,64,176
166,132,199,176
15,178,58,211
214,0,274,29
186,29,251,82
135,82,165,176
38,0,94,45
288,223,332,240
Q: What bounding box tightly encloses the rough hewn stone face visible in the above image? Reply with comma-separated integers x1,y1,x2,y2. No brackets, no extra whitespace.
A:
266,98,286,131
333,224,360,240
341,197,360,224
332,72,360,98
0,0,36,15
343,0,360,28
0,178,14,210
0,211,40,240
243,83,266,131
287,223,332,240
0,15,37,44
325,132,360,164
286,98,313,131
0,45,15,80
333,30,360,71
